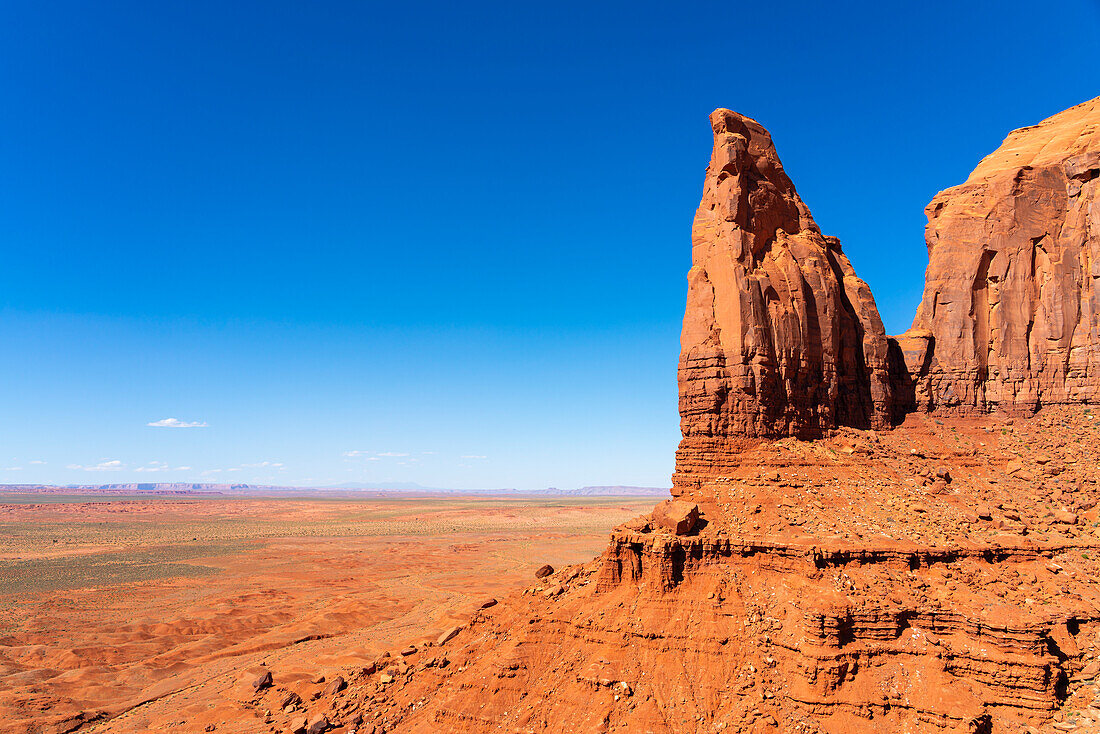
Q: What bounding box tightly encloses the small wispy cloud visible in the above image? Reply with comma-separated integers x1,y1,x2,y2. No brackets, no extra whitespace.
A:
343,450,406,460
148,418,208,428
28,460,46,465
241,461,283,468
68,459,124,472
3,466,22,471
461,455,487,460
134,461,191,473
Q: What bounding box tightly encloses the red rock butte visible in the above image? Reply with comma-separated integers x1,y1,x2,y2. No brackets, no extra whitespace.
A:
900,96,1100,416
265,98,1100,734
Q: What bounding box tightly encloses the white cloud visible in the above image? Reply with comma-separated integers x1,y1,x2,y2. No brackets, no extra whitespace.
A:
3,466,22,471
134,461,191,473
148,418,208,428
201,469,222,476
241,461,283,468
68,459,124,472
461,455,487,460
344,450,404,460
28,460,46,465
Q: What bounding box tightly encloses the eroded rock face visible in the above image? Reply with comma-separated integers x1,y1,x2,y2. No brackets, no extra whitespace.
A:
904,96,1100,413
675,108,895,495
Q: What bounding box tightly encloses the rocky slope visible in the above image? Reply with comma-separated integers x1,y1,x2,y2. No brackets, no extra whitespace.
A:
900,96,1100,415
249,409,1100,734
233,99,1100,734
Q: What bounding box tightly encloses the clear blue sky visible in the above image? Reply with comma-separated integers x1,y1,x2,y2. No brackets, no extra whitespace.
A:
2,1,1098,489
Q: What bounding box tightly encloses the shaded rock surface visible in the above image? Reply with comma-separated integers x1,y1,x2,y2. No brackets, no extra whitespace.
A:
902,96,1100,414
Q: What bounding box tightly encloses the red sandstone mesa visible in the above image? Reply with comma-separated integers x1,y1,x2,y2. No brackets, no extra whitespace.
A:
899,97,1100,414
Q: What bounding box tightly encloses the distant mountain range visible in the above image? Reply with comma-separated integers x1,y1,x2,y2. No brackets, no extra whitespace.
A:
0,482,671,497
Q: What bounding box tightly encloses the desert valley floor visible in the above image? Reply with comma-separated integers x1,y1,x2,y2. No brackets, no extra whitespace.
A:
0,494,656,734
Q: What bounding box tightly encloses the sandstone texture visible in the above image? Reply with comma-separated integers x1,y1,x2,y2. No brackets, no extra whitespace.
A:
678,108,894,446
903,96,1100,414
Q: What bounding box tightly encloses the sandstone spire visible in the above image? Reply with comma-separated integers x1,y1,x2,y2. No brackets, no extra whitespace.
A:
900,96,1100,413
675,108,894,492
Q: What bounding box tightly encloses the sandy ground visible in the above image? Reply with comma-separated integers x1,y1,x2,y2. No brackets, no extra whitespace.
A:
0,495,657,734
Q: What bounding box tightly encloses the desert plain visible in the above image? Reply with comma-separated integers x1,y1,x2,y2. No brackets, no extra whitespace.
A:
0,493,657,734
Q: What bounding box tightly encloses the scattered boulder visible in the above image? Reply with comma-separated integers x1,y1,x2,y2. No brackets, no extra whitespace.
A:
437,626,462,646
252,670,273,692
278,691,301,710
534,565,554,579
652,499,700,535
288,717,308,734
324,676,346,696
1053,509,1079,525
306,714,330,734
478,598,498,609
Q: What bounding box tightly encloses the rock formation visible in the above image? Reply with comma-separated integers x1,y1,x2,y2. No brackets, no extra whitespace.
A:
901,96,1100,414
320,99,1100,734
680,109,894,442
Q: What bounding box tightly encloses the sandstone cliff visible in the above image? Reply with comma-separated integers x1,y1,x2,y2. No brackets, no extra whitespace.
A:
901,96,1100,414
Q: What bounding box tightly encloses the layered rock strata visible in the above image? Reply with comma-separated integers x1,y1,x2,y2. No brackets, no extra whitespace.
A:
331,409,1100,734
902,96,1100,414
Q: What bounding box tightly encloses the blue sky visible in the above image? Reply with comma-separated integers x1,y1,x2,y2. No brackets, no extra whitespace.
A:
1,1,1098,489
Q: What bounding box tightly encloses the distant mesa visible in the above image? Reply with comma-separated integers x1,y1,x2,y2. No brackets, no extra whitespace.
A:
0,482,672,497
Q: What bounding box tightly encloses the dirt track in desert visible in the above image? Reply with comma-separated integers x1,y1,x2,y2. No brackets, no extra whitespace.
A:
0,495,658,734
